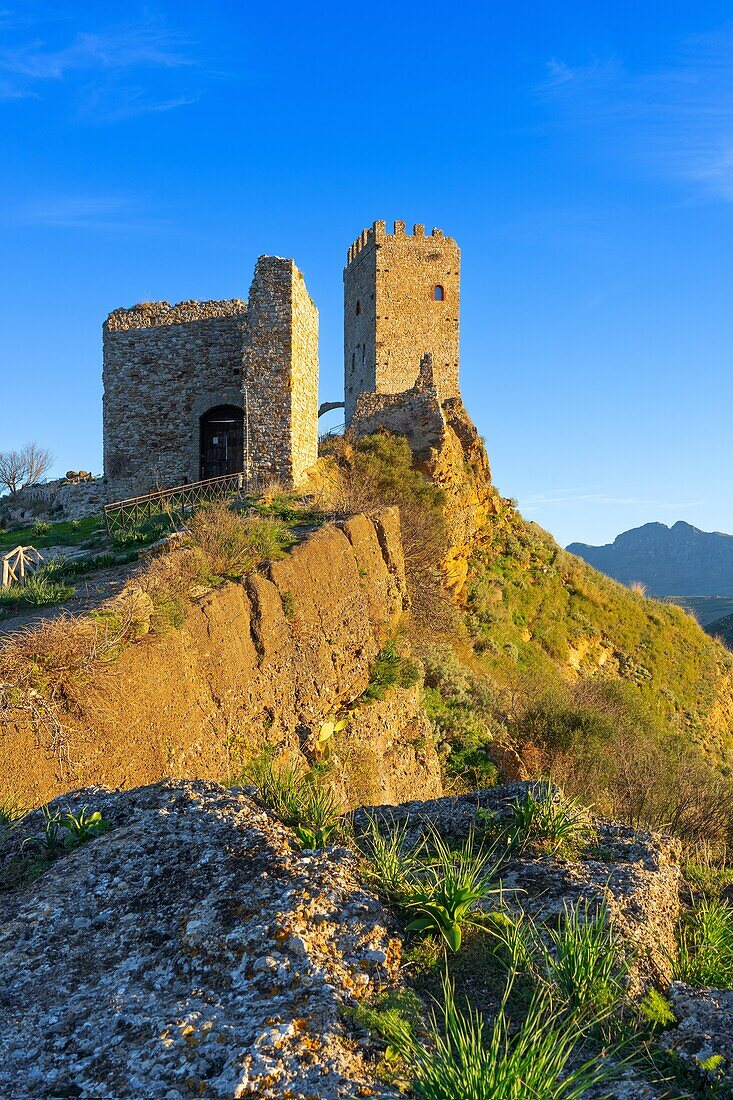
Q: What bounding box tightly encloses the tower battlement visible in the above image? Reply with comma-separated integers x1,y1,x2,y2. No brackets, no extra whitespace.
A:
345,221,452,265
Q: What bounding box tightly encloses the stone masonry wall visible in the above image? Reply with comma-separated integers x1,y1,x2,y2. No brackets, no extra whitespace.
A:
243,257,319,486
290,266,320,484
103,301,246,499
344,220,461,423
103,259,319,499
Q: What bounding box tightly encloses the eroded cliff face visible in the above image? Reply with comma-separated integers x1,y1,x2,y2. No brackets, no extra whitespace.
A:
0,509,441,808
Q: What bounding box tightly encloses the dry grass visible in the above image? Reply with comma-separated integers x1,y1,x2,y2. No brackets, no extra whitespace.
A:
0,503,294,769
0,598,145,773
183,503,290,578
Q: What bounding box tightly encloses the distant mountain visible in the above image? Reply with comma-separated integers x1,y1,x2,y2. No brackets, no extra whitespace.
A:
707,613,733,649
566,521,733,597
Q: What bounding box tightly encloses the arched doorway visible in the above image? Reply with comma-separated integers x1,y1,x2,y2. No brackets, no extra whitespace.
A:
199,405,244,480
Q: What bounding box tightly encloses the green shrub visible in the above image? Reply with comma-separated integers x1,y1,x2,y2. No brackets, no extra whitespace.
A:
31,520,51,536
360,642,421,704
639,988,677,1030
421,644,501,790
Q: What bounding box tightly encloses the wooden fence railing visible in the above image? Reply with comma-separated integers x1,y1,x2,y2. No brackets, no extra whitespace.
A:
1,545,44,588
103,471,257,537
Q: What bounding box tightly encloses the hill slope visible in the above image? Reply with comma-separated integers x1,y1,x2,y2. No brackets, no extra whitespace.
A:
466,501,733,765
567,520,733,596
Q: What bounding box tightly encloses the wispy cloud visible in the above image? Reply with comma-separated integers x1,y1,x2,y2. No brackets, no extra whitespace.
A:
0,24,194,80
0,12,206,119
538,25,733,202
519,490,707,512
11,193,160,232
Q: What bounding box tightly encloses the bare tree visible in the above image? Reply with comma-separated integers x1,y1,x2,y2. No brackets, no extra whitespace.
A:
0,442,54,496
0,450,26,496
22,442,54,486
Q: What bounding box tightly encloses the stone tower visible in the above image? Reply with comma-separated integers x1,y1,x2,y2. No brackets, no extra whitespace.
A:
343,219,460,424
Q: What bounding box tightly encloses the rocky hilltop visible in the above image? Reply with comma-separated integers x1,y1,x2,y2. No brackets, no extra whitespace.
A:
568,520,733,597
1,777,725,1100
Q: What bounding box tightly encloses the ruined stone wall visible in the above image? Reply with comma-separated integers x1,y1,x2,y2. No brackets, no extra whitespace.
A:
243,257,319,486
103,258,319,499
103,301,246,499
290,266,320,484
344,220,460,423
350,353,447,457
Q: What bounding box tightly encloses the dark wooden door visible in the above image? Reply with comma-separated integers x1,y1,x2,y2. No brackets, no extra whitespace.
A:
199,405,244,479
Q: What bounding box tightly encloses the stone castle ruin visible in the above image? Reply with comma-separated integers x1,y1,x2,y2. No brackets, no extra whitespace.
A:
89,221,462,508
102,256,319,501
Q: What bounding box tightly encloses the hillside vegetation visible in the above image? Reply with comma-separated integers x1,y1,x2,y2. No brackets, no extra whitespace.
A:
328,427,733,852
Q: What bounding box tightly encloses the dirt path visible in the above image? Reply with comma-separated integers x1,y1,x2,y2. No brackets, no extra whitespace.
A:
0,561,140,639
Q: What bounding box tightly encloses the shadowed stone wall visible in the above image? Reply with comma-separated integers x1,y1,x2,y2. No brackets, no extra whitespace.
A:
103,302,246,500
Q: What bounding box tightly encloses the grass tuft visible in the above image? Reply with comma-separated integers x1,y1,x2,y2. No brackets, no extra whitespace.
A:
399,971,618,1100
675,898,733,988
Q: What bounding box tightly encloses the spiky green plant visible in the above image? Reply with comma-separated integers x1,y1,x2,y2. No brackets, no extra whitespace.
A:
404,829,504,952
398,972,618,1100
545,900,626,1014
676,899,733,988
508,784,593,856
245,754,342,850
360,815,424,903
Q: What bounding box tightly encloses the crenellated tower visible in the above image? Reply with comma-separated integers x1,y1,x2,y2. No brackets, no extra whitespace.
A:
343,219,460,423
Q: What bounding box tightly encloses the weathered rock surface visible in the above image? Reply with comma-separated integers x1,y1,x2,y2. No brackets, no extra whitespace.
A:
662,982,733,1074
0,780,400,1100
354,782,682,990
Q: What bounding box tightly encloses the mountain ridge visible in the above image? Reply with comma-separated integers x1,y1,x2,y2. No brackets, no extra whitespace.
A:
567,520,733,597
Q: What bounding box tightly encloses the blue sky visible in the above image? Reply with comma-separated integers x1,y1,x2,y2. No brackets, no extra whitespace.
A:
1,1,732,547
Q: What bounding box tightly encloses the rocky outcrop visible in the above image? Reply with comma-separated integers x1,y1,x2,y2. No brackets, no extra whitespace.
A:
354,782,682,991
349,355,498,600
0,779,693,1099
0,780,401,1100
0,510,442,809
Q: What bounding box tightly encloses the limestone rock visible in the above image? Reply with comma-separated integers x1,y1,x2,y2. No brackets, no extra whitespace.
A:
0,780,401,1100
353,782,682,991
662,982,733,1075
